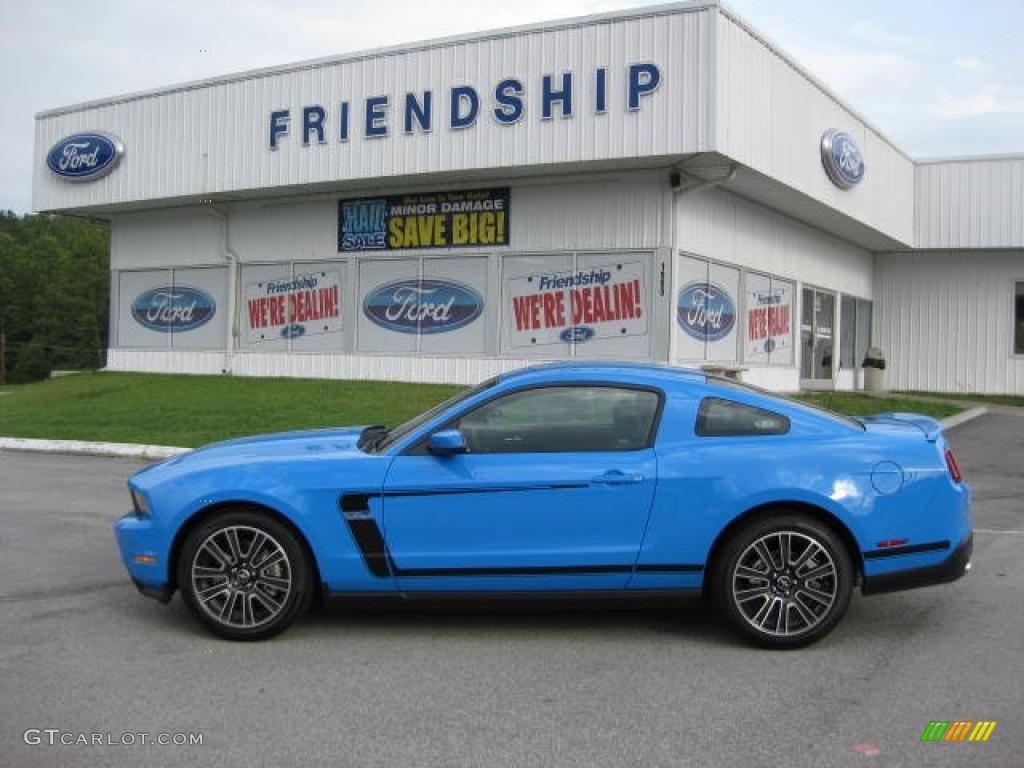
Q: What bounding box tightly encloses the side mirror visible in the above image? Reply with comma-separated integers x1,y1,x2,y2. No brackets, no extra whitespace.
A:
427,429,468,456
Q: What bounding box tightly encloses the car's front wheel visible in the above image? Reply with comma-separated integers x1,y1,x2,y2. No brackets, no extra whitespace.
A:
177,510,313,640
712,514,853,649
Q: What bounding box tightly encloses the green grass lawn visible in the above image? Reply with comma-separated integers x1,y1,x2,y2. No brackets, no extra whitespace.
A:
794,392,964,420
1,372,970,448
0,372,462,447
899,391,1024,407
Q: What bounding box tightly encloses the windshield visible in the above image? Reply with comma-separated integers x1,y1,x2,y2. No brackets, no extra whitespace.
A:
369,376,499,453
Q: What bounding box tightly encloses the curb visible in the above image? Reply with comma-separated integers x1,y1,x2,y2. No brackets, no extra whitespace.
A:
940,406,989,431
0,437,190,460
0,406,993,460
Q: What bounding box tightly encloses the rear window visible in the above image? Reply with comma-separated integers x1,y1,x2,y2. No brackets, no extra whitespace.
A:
706,376,862,430
696,398,790,437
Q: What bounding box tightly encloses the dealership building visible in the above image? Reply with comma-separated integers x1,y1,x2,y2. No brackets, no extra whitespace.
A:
33,1,1024,394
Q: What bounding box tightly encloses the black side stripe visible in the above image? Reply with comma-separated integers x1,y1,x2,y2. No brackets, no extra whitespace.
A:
635,564,704,573
383,484,588,498
398,564,633,578
863,540,950,560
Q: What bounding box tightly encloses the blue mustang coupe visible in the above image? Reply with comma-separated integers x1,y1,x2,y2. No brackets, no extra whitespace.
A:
114,362,972,648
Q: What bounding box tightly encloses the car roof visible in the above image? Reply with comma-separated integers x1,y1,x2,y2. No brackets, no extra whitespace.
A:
497,361,709,387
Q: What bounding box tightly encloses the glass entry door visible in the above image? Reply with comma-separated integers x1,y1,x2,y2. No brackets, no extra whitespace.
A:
800,287,835,387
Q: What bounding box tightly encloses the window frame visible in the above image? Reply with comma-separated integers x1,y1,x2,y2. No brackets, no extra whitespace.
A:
404,382,666,455
695,396,791,438
1012,279,1024,357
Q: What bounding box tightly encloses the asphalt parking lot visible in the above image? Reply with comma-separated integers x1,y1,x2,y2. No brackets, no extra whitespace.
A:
1,412,1021,768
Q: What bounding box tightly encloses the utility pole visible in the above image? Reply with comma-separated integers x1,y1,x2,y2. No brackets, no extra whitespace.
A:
1,330,6,387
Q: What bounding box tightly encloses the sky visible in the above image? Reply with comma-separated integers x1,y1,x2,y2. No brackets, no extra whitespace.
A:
2,0,1022,215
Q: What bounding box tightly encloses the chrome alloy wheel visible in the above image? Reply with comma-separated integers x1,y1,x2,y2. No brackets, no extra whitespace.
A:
729,531,839,638
190,525,293,630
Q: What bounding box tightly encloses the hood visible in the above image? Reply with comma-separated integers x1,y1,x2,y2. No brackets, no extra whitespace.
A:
132,426,368,480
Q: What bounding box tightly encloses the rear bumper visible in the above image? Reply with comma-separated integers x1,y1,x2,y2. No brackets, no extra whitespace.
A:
862,533,973,596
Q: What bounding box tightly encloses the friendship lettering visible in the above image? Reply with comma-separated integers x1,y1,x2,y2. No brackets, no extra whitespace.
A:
271,64,661,148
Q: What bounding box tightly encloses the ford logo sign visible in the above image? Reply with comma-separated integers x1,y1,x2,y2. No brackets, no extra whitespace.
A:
131,286,216,333
281,323,306,340
821,129,864,189
363,279,483,334
46,132,124,182
559,326,595,344
677,282,736,342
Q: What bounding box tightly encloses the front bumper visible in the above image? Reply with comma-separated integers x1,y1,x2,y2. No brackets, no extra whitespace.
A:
114,511,172,591
133,578,175,603
861,533,973,596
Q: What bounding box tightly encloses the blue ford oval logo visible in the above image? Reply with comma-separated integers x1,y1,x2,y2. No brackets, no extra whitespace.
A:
363,279,483,334
559,326,595,344
46,132,124,181
281,323,306,340
677,282,736,342
821,129,864,189
131,286,216,332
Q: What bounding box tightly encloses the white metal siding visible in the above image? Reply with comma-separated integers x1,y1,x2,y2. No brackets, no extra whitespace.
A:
110,209,225,270
715,13,915,246
676,187,874,296
916,157,1024,249
34,8,714,213
875,251,1024,394
109,172,667,268
105,348,535,385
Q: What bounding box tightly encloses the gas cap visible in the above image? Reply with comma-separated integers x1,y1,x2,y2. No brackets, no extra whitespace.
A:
871,461,904,495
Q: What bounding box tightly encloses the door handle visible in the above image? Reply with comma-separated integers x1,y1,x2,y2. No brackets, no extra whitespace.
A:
592,470,644,485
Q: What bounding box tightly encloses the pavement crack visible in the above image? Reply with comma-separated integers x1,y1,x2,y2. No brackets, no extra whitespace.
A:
0,580,127,603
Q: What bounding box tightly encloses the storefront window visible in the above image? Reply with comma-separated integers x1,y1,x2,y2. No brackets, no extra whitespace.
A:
801,288,835,382
1014,281,1024,356
840,296,873,369
675,254,741,364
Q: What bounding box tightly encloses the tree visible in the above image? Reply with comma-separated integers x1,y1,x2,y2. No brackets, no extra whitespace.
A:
0,211,110,383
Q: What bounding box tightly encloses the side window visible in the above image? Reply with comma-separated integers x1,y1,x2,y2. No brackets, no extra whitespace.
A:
457,386,660,453
696,398,789,437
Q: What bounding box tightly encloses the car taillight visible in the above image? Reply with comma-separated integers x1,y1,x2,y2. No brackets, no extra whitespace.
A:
945,449,963,484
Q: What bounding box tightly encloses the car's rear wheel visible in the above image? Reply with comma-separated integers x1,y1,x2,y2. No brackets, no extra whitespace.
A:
712,514,853,649
177,510,313,640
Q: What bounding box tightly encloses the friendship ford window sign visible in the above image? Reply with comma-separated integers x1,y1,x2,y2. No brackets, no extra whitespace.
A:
245,271,343,343
130,286,216,333
363,278,484,334
46,132,124,182
339,188,510,252
270,64,661,149
820,129,865,189
507,261,647,348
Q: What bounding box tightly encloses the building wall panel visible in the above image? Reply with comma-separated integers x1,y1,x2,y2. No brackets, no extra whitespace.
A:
715,12,915,245
676,187,874,296
916,157,1024,249
875,251,1023,394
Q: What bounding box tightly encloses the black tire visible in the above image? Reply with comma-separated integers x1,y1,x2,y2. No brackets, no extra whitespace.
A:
177,510,313,641
711,514,853,649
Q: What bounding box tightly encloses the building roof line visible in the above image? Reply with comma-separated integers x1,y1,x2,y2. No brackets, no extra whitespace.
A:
36,0,718,119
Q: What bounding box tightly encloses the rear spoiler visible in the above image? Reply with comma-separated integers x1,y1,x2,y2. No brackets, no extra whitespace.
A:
860,413,943,442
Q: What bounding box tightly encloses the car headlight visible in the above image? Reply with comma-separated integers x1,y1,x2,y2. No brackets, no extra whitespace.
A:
130,488,152,518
